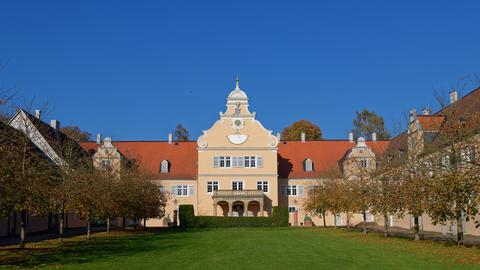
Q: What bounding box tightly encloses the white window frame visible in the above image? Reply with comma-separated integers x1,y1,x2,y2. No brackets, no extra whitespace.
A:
206,181,219,194
217,156,232,168
176,185,189,197
288,206,299,213
287,185,298,196
359,158,369,168
232,180,244,191
256,181,269,193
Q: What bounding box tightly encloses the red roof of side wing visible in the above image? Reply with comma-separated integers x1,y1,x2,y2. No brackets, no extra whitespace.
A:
81,141,198,180
277,140,389,179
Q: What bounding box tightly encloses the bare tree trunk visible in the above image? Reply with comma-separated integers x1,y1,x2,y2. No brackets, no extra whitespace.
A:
19,210,26,249
333,213,337,229
122,215,126,230
362,210,367,234
107,217,110,234
322,212,326,228
59,208,64,243
456,213,464,246
86,213,91,240
6,212,11,236
383,213,389,237
346,213,350,230
413,216,420,241
143,217,147,228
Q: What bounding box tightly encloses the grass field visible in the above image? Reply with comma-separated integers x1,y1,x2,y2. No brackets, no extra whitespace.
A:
1,227,480,269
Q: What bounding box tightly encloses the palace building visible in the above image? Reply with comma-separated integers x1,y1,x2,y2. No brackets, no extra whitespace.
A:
81,79,389,227
2,79,478,237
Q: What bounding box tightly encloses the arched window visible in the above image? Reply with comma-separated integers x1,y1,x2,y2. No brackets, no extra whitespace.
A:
304,158,313,172
161,160,169,173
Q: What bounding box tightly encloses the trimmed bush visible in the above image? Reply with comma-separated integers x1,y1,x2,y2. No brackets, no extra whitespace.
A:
179,205,195,228
272,206,289,227
195,216,274,228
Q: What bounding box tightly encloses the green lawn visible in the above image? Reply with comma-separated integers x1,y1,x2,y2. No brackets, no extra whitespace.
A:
1,227,480,269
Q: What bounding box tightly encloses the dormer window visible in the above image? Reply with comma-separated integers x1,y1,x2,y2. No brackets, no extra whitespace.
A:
304,158,314,172
161,160,169,173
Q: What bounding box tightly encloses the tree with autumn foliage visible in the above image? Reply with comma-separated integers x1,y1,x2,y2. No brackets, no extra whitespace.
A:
282,120,322,141
303,181,331,227
370,154,404,237
0,118,57,248
422,107,480,245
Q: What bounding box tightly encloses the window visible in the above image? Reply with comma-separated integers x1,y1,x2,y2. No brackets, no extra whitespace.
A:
214,156,232,168
101,159,112,169
257,181,269,193
288,206,298,213
215,156,263,168
161,160,169,173
159,185,166,193
207,181,219,193
171,185,193,197
286,185,304,197
304,158,313,172
177,185,188,196
244,156,256,167
288,185,297,196
359,158,369,168
232,181,244,190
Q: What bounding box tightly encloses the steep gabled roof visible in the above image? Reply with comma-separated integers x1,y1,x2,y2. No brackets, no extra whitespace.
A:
81,141,198,180
435,86,480,116
277,140,389,179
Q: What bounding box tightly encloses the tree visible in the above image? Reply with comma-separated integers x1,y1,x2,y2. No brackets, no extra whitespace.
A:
60,126,91,142
174,124,189,142
349,170,374,234
0,117,57,248
303,181,331,227
352,109,390,140
282,120,322,141
423,108,480,245
370,154,403,237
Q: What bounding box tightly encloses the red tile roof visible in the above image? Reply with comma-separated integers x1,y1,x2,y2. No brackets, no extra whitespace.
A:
277,140,389,179
81,141,198,180
81,140,389,180
417,115,445,131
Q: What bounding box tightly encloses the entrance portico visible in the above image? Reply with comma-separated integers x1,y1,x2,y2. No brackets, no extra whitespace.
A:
212,190,265,217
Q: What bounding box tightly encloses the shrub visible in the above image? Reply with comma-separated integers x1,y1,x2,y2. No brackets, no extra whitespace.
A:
195,216,274,228
272,206,289,227
179,205,195,228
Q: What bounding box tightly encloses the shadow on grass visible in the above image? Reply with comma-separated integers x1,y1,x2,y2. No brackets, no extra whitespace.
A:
0,230,190,268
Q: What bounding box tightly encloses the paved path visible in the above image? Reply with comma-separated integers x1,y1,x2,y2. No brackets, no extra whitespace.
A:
0,227,108,247
357,224,480,246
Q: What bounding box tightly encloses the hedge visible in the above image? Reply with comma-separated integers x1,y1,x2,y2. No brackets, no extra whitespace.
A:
178,205,195,228
178,204,289,228
272,206,289,227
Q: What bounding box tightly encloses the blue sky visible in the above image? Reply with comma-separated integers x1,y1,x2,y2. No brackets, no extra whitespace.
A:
1,1,479,141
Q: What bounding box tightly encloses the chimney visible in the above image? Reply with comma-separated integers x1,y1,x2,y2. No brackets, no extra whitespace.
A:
96,134,102,144
50,120,60,130
372,132,377,142
348,132,354,143
449,90,458,104
409,109,417,123
276,132,281,142
301,132,305,143
34,110,42,119
422,108,431,115
168,133,173,144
